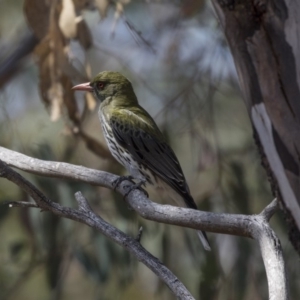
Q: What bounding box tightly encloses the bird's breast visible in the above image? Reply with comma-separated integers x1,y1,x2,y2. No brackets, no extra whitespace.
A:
98,112,136,170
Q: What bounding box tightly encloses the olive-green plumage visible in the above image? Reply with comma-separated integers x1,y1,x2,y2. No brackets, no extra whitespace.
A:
73,71,211,251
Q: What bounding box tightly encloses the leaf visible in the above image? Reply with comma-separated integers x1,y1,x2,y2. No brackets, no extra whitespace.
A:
35,39,53,108
95,0,111,19
59,0,77,39
62,75,80,124
73,0,94,11
24,0,50,39
85,92,96,111
76,18,93,49
34,36,51,61
48,82,64,121
111,2,124,34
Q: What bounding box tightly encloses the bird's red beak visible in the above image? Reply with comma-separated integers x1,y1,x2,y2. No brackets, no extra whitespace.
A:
72,82,93,92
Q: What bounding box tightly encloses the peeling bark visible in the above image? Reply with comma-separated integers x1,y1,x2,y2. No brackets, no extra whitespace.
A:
212,0,300,254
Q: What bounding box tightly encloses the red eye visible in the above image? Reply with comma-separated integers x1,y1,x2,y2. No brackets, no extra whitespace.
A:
97,82,105,90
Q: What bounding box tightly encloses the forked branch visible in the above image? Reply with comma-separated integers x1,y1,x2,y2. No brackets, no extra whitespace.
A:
0,146,288,300
0,159,194,300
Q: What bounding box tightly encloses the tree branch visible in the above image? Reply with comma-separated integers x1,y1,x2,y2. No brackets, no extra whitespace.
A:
0,146,274,235
6,201,39,209
0,159,194,300
0,146,289,299
260,198,278,221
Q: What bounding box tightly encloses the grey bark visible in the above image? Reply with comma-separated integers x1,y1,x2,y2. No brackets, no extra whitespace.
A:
0,146,289,299
0,158,194,300
212,0,300,254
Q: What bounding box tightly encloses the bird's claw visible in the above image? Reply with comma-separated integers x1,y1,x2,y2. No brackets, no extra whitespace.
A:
124,180,148,199
112,175,135,191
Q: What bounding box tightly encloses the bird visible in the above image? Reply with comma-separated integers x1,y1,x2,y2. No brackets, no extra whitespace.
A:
72,71,211,251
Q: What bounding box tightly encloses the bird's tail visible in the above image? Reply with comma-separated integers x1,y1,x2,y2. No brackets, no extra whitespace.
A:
197,230,211,251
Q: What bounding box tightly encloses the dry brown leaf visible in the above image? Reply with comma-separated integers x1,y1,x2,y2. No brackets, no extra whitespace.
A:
38,54,52,108
29,0,92,123
62,76,81,124
34,36,51,66
33,2,65,121
73,0,94,11
111,2,124,34
59,0,77,39
49,3,87,81
95,0,111,19
76,18,93,49
35,38,53,109
115,2,124,17
83,62,96,110
85,61,92,79
85,92,97,111
48,82,64,121
24,0,50,39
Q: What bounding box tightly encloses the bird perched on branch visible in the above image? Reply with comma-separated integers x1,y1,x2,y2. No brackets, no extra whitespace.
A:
72,71,211,251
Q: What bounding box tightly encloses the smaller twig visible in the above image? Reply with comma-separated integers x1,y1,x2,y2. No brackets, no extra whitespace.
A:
0,159,194,300
124,18,156,54
4,201,39,209
260,198,278,221
0,148,289,300
136,226,143,243
0,160,55,211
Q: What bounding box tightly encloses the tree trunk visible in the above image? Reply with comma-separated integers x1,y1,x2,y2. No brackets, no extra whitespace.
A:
212,0,300,254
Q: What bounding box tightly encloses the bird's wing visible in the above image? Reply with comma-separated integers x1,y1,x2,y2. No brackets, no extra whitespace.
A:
109,108,197,209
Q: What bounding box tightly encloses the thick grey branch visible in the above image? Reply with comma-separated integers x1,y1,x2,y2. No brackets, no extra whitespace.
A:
0,160,194,300
0,146,260,236
0,146,288,299
256,219,287,300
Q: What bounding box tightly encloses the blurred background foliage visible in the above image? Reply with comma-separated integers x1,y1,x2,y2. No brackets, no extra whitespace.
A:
0,0,299,299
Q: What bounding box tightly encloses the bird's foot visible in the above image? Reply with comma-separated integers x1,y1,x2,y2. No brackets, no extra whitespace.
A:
112,175,135,191
124,180,148,199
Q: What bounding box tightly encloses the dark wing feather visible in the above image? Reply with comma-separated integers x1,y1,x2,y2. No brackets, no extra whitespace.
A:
110,114,197,209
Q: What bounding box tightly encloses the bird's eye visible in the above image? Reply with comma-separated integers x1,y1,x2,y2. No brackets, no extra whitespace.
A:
97,82,106,90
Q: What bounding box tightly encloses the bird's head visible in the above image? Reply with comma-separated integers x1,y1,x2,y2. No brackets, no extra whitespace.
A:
72,71,138,106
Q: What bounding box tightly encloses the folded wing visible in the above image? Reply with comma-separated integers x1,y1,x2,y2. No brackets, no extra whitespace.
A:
110,109,196,209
